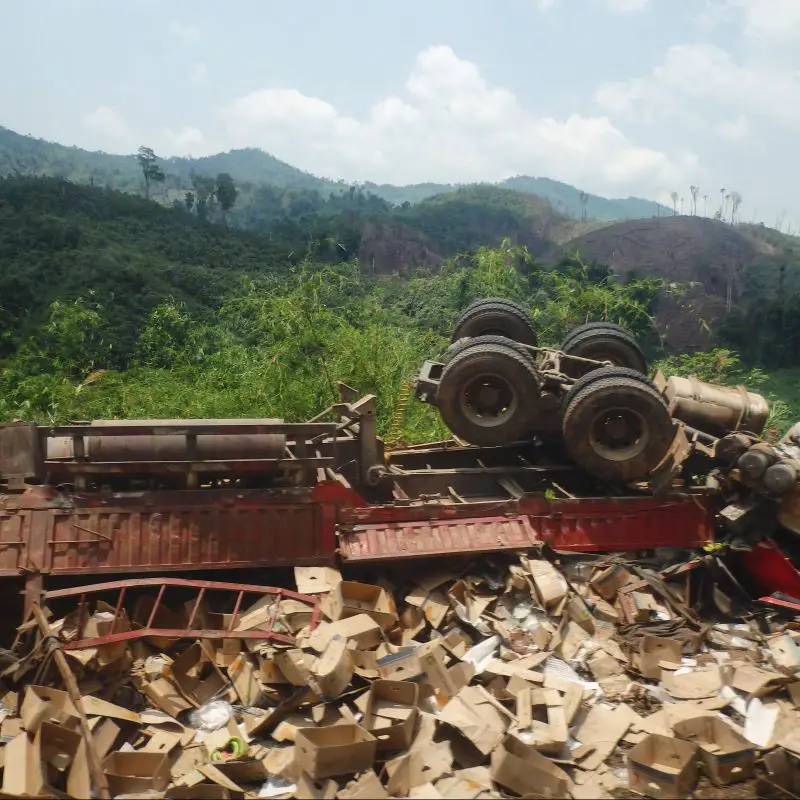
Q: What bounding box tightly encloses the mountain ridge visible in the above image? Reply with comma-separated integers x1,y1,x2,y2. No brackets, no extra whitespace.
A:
0,124,666,221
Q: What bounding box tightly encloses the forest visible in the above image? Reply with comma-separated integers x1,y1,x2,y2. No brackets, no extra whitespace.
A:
2,174,796,443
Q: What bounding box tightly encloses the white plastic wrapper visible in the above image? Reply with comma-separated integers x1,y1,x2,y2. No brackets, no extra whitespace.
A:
187,699,234,732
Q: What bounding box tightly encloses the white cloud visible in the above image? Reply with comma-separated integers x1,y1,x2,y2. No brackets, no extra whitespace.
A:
601,0,650,11
169,20,200,43
219,45,695,198
535,0,651,11
82,106,136,150
715,115,750,142
189,63,208,85
162,126,205,154
594,42,800,131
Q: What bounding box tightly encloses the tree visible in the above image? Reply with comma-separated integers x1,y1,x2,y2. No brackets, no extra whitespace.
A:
579,190,589,222
670,192,679,216
680,197,685,215
703,194,708,216
190,173,216,222
729,191,742,224
690,185,699,216
136,146,165,200
184,191,195,213
719,188,726,219
215,172,238,218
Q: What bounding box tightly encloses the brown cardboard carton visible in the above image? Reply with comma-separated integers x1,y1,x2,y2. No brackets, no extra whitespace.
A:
526,559,569,609
758,748,800,797
364,680,420,752
490,734,572,798
212,758,269,786
28,721,91,799
228,654,265,706
627,733,698,799
376,646,424,682
308,614,383,652
528,688,568,755
591,564,634,600
295,774,338,799
103,751,171,796
20,685,78,733
337,770,390,799
143,677,193,717
310,637,354,700
637,636,683,680
295,723,377,780
673,716,756,786
438,685,510,755
168,643,228,706
329,581,398,631
276,648,319,686
1,734,29,796
166,785,244,799
294,566,343,595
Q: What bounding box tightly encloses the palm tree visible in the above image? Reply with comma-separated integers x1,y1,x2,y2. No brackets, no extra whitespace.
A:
670,192,679,216
729,191,742,224
690,185,699,216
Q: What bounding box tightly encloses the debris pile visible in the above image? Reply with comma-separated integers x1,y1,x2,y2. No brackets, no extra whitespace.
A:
1,554,799,799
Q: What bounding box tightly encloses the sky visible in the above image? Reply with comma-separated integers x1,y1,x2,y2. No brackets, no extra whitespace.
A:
2,0,798,226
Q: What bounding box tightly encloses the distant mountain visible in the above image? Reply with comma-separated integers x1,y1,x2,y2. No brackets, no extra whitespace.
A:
0,125,667,222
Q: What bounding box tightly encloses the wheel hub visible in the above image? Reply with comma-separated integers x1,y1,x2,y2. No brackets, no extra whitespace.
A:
590,407,649,462
460,375,517,427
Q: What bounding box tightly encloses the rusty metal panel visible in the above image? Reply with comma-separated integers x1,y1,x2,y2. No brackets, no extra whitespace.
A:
0,424,43,481
340,515,540,561
526,496,714,552
46,501,329,573
0,510,27,575
339,495,714,561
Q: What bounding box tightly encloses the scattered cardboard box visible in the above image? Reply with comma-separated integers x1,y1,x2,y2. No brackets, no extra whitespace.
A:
491,734,572,798
103,751,171,796
673,715,755,785
328,581,398,631
294,723,377,780
627,733,698,799
363,679,419,752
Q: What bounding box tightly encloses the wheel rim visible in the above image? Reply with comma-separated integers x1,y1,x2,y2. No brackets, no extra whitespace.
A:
588,406,650,462
459,373,518,428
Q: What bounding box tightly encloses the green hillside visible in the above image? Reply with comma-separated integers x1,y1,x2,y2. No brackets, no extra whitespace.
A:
0,125,667,222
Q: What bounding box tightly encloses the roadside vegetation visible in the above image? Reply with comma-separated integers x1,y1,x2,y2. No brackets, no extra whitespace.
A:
0,176,796,442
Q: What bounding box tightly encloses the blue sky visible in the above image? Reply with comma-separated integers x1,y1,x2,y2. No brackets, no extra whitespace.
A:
2,0,798,227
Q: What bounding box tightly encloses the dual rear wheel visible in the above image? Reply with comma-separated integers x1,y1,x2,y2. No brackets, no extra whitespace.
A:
437,299,673,482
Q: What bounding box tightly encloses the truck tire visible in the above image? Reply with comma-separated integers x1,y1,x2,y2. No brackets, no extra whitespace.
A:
438,343,541,446
445,335,537,365
560,324,647,378
561,321,632,350
452,299,537,346
561,366,657,414
562,374,674,483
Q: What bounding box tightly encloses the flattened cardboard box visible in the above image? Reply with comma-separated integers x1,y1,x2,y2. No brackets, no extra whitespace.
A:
673,716,755,786
627,733,698,799
363,680,419,752
491,734,572,798
295,723,377,780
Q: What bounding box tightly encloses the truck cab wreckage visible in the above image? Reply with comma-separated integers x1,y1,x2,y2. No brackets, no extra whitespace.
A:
0,297,798,614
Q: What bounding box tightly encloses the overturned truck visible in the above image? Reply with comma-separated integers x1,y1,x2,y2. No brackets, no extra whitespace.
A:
0,298,797,613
